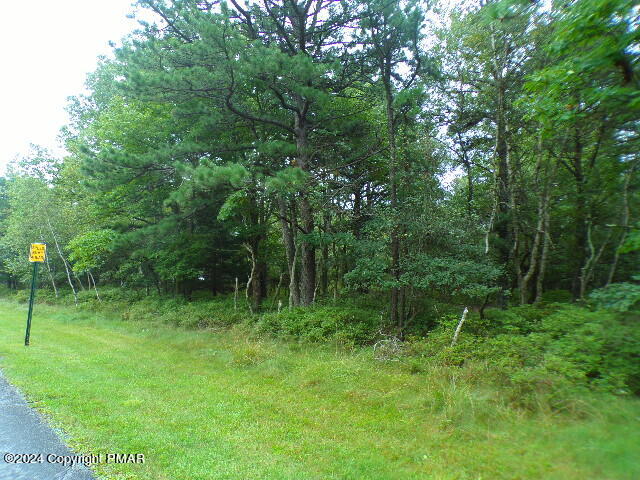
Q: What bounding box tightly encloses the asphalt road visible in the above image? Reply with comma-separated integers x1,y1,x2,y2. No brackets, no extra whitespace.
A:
0,370,95,480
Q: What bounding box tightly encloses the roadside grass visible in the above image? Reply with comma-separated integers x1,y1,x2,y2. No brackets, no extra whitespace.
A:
0,299,638,479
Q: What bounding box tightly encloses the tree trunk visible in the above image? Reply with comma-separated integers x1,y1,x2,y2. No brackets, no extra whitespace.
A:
534,200,551,304
272,272,284,309
74,271,85,291
89,271,101,302
244,243,258,313
491,32,513,298
321,209,330,297
521,212,544,304
570,128,588,299
607,162,636,285
353,181,363,239
384,77,402,329
234,277,239,311
494,88,511,287
278,195,300,306
521,134,553,304
245,238,264,312
44,254,58,298
289,241,299,310
293,110,316,306
46,219,77,305
505,122,522,296
579,222,611,299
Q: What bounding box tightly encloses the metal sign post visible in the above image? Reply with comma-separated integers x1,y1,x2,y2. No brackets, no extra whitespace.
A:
25,243,46,346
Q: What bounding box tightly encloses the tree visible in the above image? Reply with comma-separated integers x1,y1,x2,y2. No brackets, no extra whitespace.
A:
357,0,427,329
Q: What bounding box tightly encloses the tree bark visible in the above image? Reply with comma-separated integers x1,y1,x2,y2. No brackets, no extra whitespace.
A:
568,124,591,299
579,222,611,299
534,200,551,304
451,307,469,347
89,270,101,302
606,162,636,285
490,31,513,298
384,76,402,329
46,218,77,305
278,195,300,306
321,208,330,297
521,134,554,304
44,252,58,298
245,243,256,313
294,115,316,306
289,241,299,310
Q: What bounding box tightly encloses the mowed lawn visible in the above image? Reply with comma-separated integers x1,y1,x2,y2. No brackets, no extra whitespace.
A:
0,299,638,480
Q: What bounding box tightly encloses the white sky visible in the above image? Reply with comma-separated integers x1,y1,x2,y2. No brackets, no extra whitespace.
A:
0,0,140,173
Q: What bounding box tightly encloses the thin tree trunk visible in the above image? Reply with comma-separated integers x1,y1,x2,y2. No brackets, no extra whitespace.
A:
521,198,544,304
579,222,611,299
505,122,522,296
451,307,469,347
234,277,239,311
244,243,257,313
485,193,498,255
74,271,85,291
332,242,339,302
458,131,474,216
89,271,101,302
272,272,284,309
607,162,636,285
521,134,553,304
46,219,77,305
289,242,299,310
534,203,551,304
44,253,58,298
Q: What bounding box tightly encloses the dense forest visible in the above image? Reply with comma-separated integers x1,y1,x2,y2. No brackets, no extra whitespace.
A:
0,0,638,327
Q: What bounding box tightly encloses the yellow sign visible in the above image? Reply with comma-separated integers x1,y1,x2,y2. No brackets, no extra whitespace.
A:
29,243,46,263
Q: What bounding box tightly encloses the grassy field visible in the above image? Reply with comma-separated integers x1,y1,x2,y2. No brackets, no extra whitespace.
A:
0,298,638,480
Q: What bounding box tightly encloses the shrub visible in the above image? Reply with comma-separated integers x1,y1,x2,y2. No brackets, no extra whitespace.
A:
256,306,380,345
541,289,573,303
13,289,29,303
589,282,640,312
414,304,640,410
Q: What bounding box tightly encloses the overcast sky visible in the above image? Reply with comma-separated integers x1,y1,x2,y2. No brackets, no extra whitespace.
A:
0,0,140,173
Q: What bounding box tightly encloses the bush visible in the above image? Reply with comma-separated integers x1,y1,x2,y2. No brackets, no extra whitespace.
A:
411,304,640,410
13,289,30,303
117,295,246,329
589,282,640,312
256,306,380,345
541,289,573,303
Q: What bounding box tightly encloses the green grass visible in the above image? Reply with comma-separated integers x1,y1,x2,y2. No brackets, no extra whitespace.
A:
0,299,638,480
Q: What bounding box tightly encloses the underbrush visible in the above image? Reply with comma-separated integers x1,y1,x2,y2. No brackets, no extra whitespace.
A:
10,285,384,345
405,304,640,414
1,298,638,480
255,306,381,346
4,285,639,415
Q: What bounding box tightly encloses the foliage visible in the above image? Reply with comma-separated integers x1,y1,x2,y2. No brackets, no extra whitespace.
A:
589,282,640,313
67,229,117,273
1,298,640,479
412,304,640,405
256,306,381,346
621,224,640,254
0,0,638,395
